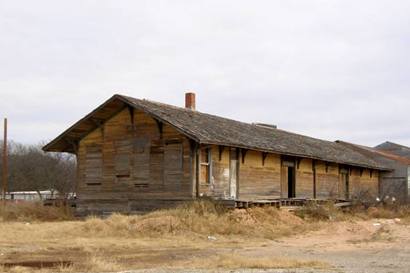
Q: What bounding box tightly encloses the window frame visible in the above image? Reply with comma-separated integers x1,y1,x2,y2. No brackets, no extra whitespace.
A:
200,147,212,185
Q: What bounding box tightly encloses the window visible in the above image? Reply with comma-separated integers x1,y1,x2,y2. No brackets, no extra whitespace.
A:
133,138,150,188
114,140,132,183
164,142,183,187
85,145,103,186
200,148,212,184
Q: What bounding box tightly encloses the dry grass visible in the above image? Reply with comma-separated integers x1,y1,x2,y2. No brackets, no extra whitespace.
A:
0,202,72,222
207,254,329,269
365,205,410,220
0,200,409,272
58,255,123,273
342,205,410,224
0,255,123,273
79,200,318,239
296,202,410,224
295,201,346,221
0,201,326,273
0,254,329,273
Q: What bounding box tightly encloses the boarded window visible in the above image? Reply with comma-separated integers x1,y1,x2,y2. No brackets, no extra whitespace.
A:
114,140,132,183
339,168,350,199
149,141,164,186
85,145,103,186
200,148,212,184
133,138,150,188
164,142,183,187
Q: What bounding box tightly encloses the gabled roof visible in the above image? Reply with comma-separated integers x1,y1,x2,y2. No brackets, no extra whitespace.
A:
375,141,410,160
43,94,391,170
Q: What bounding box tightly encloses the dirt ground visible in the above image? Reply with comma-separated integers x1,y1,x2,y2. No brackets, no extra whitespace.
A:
129,219,410,273
0,205,409,273
234,218,410,273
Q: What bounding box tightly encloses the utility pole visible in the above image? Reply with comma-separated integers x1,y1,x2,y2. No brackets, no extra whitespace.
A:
2,118,7,201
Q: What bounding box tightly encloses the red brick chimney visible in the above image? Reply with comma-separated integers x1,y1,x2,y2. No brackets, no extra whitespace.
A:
185,92,196,110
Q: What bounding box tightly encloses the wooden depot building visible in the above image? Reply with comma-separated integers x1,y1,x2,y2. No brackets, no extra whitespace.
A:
43,93,405,215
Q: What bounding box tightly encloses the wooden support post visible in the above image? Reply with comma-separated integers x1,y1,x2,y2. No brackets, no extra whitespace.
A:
312,160,317,199
2,118,8,201
195,142,200,198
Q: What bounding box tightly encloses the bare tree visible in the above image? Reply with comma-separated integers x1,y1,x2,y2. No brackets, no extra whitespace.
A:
0,141,76,199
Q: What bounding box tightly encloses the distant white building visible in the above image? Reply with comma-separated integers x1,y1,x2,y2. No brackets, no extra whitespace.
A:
4,190,58,201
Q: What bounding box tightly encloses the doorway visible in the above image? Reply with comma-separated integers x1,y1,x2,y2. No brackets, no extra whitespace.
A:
281,158,296,198
287,166,296,198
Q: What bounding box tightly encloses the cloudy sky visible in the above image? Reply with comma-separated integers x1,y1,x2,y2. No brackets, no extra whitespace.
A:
0,0,409,147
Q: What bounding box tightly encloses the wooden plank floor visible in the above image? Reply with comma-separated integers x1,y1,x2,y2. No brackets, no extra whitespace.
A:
216,198,349,209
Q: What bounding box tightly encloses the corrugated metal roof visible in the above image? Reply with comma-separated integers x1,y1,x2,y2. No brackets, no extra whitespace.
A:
375,141,410,160
337,141,410,167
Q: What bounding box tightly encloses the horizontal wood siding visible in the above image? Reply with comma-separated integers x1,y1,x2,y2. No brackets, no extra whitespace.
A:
239,150,281,200
77,108,193,207
316,162,339,199
198,145,230,198
350,169,379,199
295,159,314,198
76,107,382,213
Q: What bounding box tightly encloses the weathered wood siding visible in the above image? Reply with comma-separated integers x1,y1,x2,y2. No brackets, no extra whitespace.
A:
350,168,379,199
198,145,230,198
238,150,281,200
295,158,314,198
195,146,380,201
77,108,193,213
76,108,382,214
316,162,339,199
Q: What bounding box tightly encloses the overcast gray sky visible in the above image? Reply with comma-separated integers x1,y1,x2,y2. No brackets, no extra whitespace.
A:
0,0,409,147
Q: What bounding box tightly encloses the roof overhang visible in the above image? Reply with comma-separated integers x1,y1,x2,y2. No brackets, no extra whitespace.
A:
42,95,200,153
43,95,129,153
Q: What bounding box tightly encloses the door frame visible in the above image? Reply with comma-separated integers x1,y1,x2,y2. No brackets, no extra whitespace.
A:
281,156,296,198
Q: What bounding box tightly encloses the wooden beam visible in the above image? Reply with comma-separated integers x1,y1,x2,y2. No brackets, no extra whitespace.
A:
195,143,200,198
296,158,301,169
89,117,104,127
218,146,224,161
66,139,79,155
89,117,105,135
155,119,163,139
241,149,248,164
312,160,317,199
127,106,135,126
262,152,268,166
